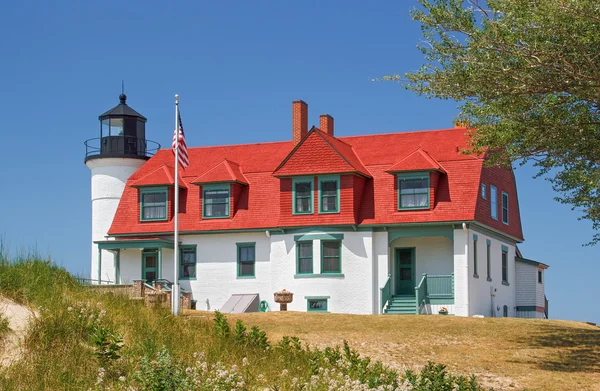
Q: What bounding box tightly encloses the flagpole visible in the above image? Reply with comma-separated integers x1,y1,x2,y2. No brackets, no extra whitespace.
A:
173,94,180,316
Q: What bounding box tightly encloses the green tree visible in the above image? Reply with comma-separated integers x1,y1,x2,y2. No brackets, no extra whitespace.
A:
387,0,600,244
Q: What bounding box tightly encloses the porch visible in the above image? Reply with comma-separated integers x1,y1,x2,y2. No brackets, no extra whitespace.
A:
379,226,456,315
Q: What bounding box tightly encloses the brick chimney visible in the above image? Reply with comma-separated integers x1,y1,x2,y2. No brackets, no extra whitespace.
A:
292,100,308,145
320,114,334,137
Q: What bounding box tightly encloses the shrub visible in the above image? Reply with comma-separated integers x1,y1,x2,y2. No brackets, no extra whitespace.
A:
0,313,10,336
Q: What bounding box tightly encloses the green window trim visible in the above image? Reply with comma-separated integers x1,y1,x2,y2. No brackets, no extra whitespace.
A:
296,241,313,274
140,187,169,222
306,297,329,312
318,175,340,214
294,273,345,279
490,185,498,220
179,245,197,280
501,245,508,284
294,233,344,242
320,240,342,274
473,234,479,278
236,242,256,278
292,177,314,215
502,191,509,225
397,173,430,210
202,184,230,219
486,239,492,281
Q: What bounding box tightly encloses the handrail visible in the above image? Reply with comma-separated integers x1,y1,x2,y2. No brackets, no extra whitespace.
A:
84,135,161,162
379,275,392,313
415,273,427,314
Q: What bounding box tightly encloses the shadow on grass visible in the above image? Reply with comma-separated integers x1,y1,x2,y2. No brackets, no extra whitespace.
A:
515,323,600,373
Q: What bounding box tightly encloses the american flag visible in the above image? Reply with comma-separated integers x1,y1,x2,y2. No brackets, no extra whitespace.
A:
172,113,189,168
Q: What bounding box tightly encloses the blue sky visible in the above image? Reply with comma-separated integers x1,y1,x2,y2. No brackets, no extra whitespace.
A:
0,1,597,323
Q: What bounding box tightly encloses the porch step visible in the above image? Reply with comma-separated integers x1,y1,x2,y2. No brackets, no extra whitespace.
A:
384,295,417,315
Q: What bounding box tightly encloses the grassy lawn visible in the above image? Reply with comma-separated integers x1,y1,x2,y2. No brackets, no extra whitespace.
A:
213,311,600,391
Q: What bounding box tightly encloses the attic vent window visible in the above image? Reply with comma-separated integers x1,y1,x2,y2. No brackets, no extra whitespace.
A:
398,174,430,210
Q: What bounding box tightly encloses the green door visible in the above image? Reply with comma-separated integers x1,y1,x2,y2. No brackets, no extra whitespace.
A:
142,251,158,283
395,248,415,295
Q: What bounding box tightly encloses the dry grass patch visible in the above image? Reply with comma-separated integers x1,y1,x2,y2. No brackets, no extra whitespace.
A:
212,311,600,391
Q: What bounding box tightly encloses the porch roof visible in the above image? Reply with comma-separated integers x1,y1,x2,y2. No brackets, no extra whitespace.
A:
516,257,549,269
95,237,176,250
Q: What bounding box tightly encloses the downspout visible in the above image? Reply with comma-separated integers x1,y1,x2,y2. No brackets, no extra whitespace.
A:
462,223,469,316
97,247,102,285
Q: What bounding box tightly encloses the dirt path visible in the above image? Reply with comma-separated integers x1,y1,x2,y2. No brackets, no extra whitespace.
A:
0,298,36,366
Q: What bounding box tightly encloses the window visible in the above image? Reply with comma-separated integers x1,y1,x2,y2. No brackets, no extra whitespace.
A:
318,176,339,213
486,239,492,281
296,242,313,274
473,234,479,278
538,270,543,284
203,185,230,218
306,297,328,312
321,240,341,273
398,175,430,210
481,183,487,200
502,192,509,225
501,246,508,285
236,243,255,278
503,305,508,318
140,188,168,221
293,178,313,214
490,185,498,220
180,246,196,279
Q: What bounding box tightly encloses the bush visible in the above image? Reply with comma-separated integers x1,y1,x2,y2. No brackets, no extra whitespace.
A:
0,313,10,336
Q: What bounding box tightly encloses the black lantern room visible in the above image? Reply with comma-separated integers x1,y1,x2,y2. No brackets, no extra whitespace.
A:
84,94,160,163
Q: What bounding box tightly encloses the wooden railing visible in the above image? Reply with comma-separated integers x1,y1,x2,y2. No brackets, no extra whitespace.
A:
380,275,392,313
426,274,454,299
415,274,428,314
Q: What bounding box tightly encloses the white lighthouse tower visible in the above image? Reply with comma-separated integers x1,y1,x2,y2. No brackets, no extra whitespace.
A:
85,94,159,284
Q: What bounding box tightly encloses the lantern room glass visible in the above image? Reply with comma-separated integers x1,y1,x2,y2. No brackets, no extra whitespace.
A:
100,118,125,137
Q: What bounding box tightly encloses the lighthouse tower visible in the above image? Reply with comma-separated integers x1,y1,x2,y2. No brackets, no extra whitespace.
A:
84,94,159,284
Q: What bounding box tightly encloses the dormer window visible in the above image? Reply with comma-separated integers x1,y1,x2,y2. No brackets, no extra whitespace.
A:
203,184,230,219
140,187,168,221
293,177,313,214
398,174,430,210
318,175,340,213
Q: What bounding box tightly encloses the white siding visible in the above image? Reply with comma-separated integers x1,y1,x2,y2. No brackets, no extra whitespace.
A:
536,268,545,308
270,231,374,314
515,261,537,306
468,228,516,318
373,231,389,314
453,228,470,317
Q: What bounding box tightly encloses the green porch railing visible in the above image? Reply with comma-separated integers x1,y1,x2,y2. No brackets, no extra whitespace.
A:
415,274,427,314
380,275,391,313
426,274,454,299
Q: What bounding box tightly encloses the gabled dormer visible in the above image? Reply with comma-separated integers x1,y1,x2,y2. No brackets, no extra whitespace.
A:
386,148,446,211
191,159,249,219
274,101,371,226
131,164,186,222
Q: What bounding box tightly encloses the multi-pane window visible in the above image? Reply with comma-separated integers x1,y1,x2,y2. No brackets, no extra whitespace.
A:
297,242,313,274
486,239,492,281
203,187,230,218
473,235,478,277
180,246,196,279
501,247,508,284
140,188,168,221
307,298,328,312
490,185,498,220
321,240,341,273
502,192,509,224
237,243,255,277
481,183,487,199
319,177,339,213
398,176,429,209
294,179,312,214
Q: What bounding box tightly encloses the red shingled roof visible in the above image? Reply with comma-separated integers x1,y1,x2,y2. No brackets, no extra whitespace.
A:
192,159,249,185
273,128,371,177
386,148,446,173
131,164,186,188
107,126,523,241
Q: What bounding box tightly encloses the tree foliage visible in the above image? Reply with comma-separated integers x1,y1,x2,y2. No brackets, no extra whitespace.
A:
388,0,600,244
